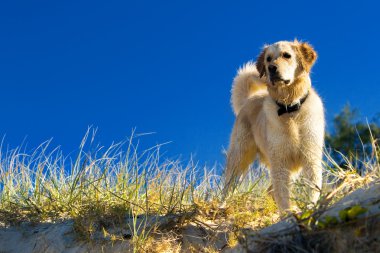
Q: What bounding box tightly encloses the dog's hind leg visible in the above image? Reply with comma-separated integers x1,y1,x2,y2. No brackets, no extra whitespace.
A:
223,118,256,198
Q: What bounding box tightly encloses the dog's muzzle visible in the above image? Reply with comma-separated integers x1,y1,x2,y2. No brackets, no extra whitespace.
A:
268,65,290,85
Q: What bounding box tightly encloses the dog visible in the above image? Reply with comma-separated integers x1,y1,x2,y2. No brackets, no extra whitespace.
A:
224,40,325,211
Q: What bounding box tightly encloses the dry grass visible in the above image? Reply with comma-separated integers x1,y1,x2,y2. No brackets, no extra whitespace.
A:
0,128,379,252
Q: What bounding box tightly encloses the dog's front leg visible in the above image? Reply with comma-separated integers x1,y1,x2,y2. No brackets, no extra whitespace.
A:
270,166,291,211
300,140,324,205
301,161,322,205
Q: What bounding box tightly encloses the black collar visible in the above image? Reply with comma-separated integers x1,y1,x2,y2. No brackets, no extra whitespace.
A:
275,92,309,116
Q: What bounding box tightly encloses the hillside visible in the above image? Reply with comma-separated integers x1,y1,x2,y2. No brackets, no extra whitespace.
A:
0,133,379,252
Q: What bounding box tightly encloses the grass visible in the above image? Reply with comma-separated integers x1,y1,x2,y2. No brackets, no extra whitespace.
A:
0,128,379,252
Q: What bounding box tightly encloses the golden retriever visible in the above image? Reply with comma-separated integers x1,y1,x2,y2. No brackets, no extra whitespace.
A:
224,40,324,211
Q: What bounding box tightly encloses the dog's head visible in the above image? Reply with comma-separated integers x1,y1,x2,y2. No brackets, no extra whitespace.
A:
256,40,317,86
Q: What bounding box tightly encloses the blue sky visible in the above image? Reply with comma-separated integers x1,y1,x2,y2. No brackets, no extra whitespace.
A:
0,0,379,165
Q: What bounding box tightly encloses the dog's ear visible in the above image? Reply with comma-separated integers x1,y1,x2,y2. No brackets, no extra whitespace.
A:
296,42,317,72
256,47,267,78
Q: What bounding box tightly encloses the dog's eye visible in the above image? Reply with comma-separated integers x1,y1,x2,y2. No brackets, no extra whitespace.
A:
283,52,291,59
266,56,272,62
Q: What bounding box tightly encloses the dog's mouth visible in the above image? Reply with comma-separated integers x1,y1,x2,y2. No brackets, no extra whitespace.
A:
270,77,291,86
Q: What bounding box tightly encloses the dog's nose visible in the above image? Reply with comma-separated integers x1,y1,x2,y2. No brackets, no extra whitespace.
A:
268,65,277,74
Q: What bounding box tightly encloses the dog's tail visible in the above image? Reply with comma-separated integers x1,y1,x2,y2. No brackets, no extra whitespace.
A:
231,62,267,115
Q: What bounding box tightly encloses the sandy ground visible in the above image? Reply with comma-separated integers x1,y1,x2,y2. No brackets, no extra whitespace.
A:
0,220,133,253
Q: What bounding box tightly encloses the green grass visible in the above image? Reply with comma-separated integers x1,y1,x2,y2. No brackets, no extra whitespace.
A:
0,128,379,252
